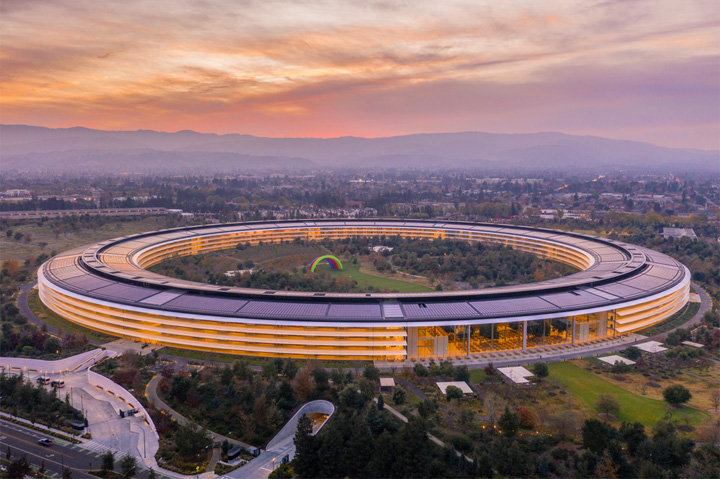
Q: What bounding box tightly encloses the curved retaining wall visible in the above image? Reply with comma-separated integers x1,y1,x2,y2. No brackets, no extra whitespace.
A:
88,370,159,439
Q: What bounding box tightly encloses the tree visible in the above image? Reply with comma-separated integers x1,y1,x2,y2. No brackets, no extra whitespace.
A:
663,384,692,406
62,467,72,479
710,389,720,411
43,337,61,354
619,421,646,456
7,455,31,478
622,346,642,360
454,365,470,382
377,394,384,410
101,451,115,473
610,361,632,374
445,385,463,401
363,364,380,381
293,414,319,478
414,363,429,377
148,469,157,479
367,403,384,436
498,406,520,437
392,387,407,405
119,455,137,478
175,423,211,457
582,419,618,454
532,362,549,380
596,394,620,417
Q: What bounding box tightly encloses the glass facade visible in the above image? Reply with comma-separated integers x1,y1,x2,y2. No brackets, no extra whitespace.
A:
409,312,617,358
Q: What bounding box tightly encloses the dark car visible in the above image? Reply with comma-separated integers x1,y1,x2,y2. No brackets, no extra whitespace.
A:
38,438,53,447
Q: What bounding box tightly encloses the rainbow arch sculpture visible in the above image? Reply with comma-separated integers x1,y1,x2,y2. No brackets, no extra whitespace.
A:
309,255,343,272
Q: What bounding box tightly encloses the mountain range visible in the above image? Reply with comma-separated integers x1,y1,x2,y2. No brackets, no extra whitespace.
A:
1,125,716,173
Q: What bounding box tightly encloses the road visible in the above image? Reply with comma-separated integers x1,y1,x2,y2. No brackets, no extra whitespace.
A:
1,420,168,479
17,281,60,335
650,282,712,341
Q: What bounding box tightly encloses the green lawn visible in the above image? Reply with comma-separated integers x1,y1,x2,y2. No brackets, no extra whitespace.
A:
324,261,434,293
27,289,117,343
548,361,708,427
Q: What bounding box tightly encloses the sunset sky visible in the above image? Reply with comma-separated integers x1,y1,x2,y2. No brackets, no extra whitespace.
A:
1,0,718,149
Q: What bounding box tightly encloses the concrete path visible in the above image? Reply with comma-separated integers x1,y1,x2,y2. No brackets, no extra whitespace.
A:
374,399,472,462
145,375,253,449
17,281,58,335
228,400,334,479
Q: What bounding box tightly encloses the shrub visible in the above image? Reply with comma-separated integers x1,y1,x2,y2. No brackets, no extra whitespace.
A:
663,384,692,406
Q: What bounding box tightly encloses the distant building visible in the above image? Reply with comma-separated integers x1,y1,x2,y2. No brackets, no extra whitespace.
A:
661,227,697,240
1,189,32,200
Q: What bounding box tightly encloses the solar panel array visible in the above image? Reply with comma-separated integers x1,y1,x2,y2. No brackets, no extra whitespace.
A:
402,302,478,319
239,301,329,318
164,294,248,314
470,296,557,316
92,283,158,302
140,291,184,306
328,304,382,319
540,290,606,308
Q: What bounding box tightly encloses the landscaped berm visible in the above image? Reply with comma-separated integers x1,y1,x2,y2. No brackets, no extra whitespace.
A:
38,219,689,360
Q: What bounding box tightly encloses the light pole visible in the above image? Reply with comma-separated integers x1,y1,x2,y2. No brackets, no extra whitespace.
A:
141,427,146,458
272,457,276,477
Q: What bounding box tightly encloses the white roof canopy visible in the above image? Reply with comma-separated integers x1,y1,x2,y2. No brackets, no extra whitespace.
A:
599,355,636,366
436,381,473,395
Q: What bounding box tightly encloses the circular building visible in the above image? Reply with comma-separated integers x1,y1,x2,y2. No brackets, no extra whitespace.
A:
38,219,690,360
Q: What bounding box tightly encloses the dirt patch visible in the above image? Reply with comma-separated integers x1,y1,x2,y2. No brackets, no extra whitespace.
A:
646,382,661,388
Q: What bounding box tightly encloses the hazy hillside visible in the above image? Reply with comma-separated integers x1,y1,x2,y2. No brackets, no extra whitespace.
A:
1,125,716,173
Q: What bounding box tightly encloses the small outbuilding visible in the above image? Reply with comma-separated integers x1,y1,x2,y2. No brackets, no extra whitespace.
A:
599,355,636,366
497,366,534,385
379,377,395,391
436,381,473,396
636,341,668,354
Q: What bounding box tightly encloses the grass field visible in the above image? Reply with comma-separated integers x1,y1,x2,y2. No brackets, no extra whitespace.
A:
548,361,708,427
27,289,117,343
637,301,700,336
1,216,181,262
324,260,434,293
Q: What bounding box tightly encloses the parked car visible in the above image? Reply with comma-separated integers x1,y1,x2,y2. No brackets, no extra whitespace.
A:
36,376,51,385
51,380,65,388
38,438,53,447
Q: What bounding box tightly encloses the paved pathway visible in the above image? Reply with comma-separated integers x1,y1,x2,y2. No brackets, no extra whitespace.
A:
374,398,472,462
145,375,252,449
650,282,713,341
228,400,334,479
17,281,58,335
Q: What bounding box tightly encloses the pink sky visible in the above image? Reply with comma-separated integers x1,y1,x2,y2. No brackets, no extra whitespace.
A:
1,0,718,149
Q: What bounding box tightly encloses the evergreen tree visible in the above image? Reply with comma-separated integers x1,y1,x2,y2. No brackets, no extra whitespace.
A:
318,424,345,478
293,414,319,478
367,403,384,436
498,406,520,437
101,451,115,473
377,394,384,410
345,416,374,478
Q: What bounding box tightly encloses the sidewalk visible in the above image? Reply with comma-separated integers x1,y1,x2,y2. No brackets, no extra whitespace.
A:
146,375,253,449
373,399,472,462
375,333,644,371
